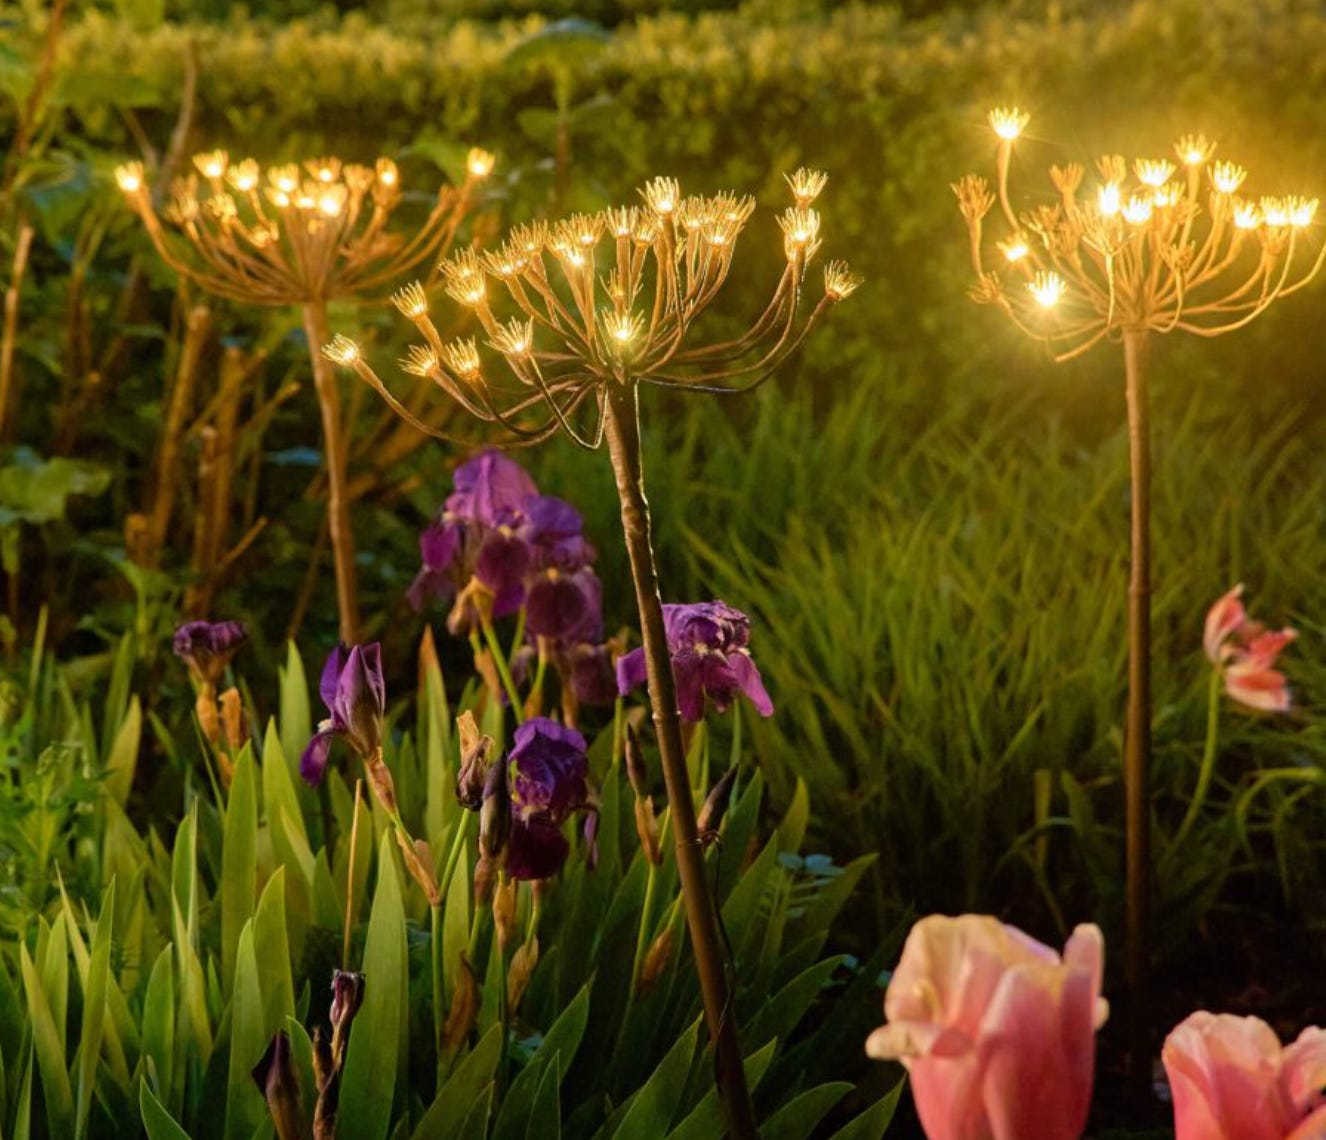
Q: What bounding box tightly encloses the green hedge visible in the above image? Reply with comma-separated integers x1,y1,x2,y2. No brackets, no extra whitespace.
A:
43,0,1326,411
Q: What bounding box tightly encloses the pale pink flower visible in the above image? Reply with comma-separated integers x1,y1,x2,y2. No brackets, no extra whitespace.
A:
1203,584,1297,712
1163,1011,1326,1140
865,914,1107,1140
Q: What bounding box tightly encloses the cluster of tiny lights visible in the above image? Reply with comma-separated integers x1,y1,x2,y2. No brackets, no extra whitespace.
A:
321,170,860,452
114,147,493,305
950,108,1324,355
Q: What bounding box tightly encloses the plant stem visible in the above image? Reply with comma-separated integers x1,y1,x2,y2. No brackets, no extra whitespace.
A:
1171,667,1224,854
302,300,361,644
630,861,659,999
144,303,211,569
431,902,444,1069
480,616,525,724
1123,326,1152,1089
603,384,757,1140
0,220,34,444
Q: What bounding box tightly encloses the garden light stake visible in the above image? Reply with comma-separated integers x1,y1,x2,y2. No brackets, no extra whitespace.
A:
117,148,493,642
325,169,859,1140
954,107,1324,1085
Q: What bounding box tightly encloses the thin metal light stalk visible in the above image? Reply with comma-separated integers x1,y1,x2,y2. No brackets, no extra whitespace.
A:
303,300,362,644
602,383,758,1140
1122,326,1151,1092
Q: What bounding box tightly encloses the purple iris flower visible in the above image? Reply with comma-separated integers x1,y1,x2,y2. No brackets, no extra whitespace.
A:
526,566,603,645
475,529,532,618
473,717,592,881
407,452,597,632
301,643,386,786
406,520,464,612
519,496,596,571
616,601,774,723
508,718,589,824
446,450,538,527
173,619,247,686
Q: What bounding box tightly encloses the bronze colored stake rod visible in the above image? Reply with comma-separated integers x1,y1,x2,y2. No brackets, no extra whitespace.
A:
604,384,758,1140
955,110,1326,1091
303,299,362,644
1122,326,1150,1090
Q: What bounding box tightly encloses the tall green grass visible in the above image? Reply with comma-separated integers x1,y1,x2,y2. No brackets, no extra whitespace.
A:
630,362,1326,963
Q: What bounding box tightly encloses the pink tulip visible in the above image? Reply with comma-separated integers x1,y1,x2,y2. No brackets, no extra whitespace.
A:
865,915,1107,1140
1203,584,1297,712
1163,1012,1326,1140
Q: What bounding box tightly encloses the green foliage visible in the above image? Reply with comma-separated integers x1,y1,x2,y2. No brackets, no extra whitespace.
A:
0,640,880,1137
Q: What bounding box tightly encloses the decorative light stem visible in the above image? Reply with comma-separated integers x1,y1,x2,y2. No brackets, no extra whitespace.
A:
303,299,361,642
1122,323,1151,1087
603,383,757,1139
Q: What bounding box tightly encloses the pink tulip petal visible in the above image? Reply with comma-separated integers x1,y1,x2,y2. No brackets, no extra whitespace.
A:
980,962,1097,1140
1163,1013,1298,1140
1204,585,1246,664
1062,924,1109,1029
910,1049,992,1140
871,915,1104,1140
1225,665,1292,713
1285,1104,1326,1140
1243,628,1298,670
1284,1027,1326,1117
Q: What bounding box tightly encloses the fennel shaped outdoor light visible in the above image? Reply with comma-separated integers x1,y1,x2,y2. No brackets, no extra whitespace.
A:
117,148,495,643
954,107,1324,1078
323,169,859,1139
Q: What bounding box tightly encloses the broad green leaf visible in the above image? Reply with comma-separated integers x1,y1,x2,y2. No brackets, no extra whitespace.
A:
14,1041,34,1140
412,1023,503,1140
20,943,73,1138
0,957,24,1085
721,833,778,960
441,840,470,1008
609,1016,700,1139
761,1082,853,1140
776,778,810,854
224,923,267,1140
170,807,200,945
38,915,68,1052
278,642,311,771
261,720,307,849
271,805,313,966
140,1080,192,1140
104,697,141,807
57,878,129,1088
0,452,110,525
539,982,590,1078
252,870,295,1037
456,1085,494,1140
826,1077,905,1140
222,748,259,994
666,1039,778,1140
141,947,175,1109
311,849,342,930
420,633,451,842
491,1050,545,1140
172,894,213,1067
338,833,407,1140
745,957,844,1054
527,1053,561,1140
101,634,134,765
75,880,115,1140
716,770,763,902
